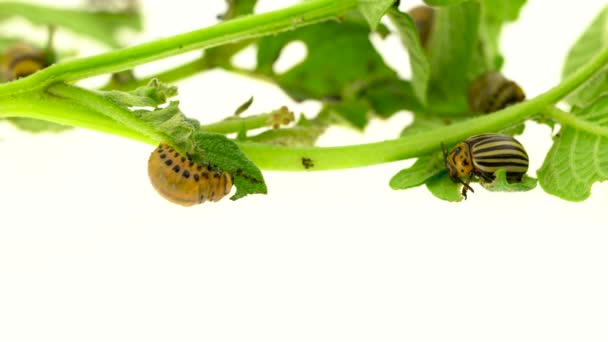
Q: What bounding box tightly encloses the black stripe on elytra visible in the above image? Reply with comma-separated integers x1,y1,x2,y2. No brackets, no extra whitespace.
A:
475,153,528,161
475,160,528,168
474,144,527,155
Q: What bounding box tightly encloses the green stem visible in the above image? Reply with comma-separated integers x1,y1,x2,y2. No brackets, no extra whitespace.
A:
543,105,608,138
0,91,154,144
238,47,608,171
0,0,357,96
46,83,169,143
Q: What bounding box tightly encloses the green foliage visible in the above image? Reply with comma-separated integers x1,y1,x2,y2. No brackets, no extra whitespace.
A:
255,15,408,127
0,2,142,49
563,6,608,108
538,96,608,201
389,155,443,190
3,0,608,204
357,0,396,30
3,118,70,133
426,172,463,202
427,1,481,114
423,0,470,6
387,8,430,105
192,133,267,200
481,169,537,192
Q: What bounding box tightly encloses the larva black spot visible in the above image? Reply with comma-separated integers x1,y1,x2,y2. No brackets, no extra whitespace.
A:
181,157,186,162
193,174,200,181
172,165,181,173
160,154,166,159
183,170,190,178
165,159,173,166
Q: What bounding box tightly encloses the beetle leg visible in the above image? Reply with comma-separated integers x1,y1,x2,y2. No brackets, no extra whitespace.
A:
459,174,475,200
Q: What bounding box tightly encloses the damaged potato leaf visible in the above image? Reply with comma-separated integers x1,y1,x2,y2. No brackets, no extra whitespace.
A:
481,169,537,192
0,2,142,48
255,14,408,127
426,171,463,202
191,132,267,200
562,6,608,108
390,155,443,190
538,96,608,201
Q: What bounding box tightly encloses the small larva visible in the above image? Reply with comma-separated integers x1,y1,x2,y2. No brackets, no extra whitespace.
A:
443,133,529,199
407,5,435,49
147,144,233,206
0,43,50,82
468,72,526,114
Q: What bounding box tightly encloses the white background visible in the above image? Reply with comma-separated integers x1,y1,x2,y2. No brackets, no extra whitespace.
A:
1,1,607,341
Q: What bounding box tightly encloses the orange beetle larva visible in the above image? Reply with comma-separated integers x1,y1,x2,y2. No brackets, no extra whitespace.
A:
1,43,50,82
147,144,233,206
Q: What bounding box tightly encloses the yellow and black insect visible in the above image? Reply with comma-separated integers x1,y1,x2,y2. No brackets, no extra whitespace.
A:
468,72,526,114
148,144,233,206
0,43,51,82
442,133,529,198
407,5,435,49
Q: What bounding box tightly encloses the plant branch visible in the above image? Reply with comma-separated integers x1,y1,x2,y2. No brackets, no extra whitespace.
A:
238,47,608,170
0,0,358,96
46,83,168,143
543,105,608,138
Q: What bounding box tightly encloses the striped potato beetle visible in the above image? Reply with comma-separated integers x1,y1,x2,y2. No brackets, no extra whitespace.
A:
148,144,233,206
468,72,526,114
407,5,435,49
1,43,50,82
442,133,529,199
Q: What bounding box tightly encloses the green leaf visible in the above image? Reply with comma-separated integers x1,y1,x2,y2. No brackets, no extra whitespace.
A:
426,171,463,202
423,0,470,6
319,100,369,129
387,8,430,105
357,0,395,30
427,1,481,114
4,118,71,133
538,96,608,201
256,18,395,101
478,0,526,70
389,155,443,190
255,14,406,126
0,2,142,48
364,79,424,118
135,102,200,153
481,169,537,192
191,133,267,200
219,0,258,20
233,96,254,116
563,6,608,107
